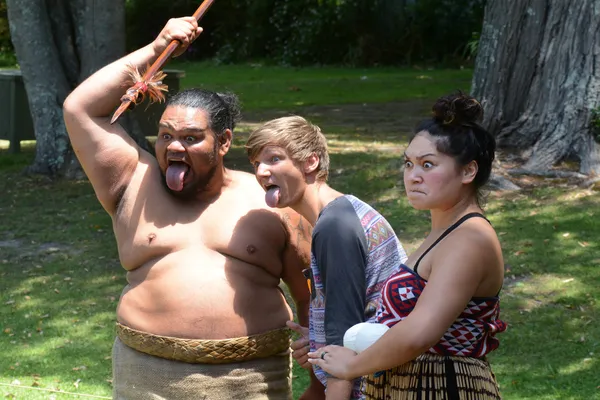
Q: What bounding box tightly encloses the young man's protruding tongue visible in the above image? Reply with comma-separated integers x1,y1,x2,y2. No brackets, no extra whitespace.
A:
166,162,189,192
265,186,280,208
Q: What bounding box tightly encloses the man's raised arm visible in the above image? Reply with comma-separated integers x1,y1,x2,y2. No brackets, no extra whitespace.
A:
63,17,202,215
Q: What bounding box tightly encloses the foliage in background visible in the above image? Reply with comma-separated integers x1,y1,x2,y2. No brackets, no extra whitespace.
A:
0,0,484,67
125,0,485,67
0,0,16,67
463,31,480,60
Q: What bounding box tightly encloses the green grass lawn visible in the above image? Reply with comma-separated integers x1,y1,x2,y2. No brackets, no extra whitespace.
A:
171,61,473,111
1,64,599,399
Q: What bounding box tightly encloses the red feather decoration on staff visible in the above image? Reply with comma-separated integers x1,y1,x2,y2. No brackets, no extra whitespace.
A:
122,65,168,108
110,0,216,124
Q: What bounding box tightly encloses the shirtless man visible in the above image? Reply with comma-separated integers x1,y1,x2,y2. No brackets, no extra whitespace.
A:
63,17,314,400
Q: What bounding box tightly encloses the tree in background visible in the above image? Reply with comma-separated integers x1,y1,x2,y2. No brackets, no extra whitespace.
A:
4,0,486,177
6,0,147,178
472,0,600,177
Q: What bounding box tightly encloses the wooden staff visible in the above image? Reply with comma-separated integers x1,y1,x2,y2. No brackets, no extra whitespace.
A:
110,0,216,124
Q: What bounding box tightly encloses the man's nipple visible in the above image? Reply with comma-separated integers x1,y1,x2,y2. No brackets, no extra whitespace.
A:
246,244,256,254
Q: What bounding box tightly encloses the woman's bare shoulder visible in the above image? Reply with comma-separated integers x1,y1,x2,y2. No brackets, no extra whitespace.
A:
435,218,503,266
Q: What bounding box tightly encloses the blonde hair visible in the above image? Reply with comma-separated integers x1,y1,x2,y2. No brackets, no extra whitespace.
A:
246,115,330,181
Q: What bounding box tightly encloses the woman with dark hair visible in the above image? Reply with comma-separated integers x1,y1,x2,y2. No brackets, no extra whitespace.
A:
308,92,507,399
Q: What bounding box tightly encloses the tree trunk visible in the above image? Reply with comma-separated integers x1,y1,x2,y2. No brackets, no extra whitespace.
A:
472,0,600,176
6,0,151,179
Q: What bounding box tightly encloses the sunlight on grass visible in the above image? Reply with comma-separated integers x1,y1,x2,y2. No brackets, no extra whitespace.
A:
0,139,35,150
558,357,597,376
326,139,404,155
556,189,598,202
505,273,595,313
0,384,112,400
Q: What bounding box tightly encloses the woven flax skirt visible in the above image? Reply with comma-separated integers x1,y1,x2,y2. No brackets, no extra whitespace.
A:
112,323,293,400
363,353,501,400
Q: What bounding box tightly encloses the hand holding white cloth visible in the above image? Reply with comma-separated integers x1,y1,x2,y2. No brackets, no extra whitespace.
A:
343,322,389,353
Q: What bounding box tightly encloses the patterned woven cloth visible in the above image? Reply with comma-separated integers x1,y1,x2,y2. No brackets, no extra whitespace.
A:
377,266,506,357
363,352,502,400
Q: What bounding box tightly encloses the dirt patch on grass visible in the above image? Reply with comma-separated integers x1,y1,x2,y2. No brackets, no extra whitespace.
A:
241,102,588,193
0,239,21,248
0,234,81,263
229,101,430,171
242,100,431,135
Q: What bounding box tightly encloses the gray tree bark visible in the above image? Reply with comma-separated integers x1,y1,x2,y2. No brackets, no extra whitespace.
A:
472,0,600,176
6,0,150,179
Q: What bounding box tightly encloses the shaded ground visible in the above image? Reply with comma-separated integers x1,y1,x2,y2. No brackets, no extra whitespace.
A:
226,101,428,174
242,100,431,134
234,102,595,193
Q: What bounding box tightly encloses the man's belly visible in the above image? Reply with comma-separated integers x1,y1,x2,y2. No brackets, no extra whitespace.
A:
116,251,293,339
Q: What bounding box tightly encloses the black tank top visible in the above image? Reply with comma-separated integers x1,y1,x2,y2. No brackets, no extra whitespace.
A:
414,212,489,274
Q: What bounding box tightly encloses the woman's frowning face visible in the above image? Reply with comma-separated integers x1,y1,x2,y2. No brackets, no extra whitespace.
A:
403,132,475,210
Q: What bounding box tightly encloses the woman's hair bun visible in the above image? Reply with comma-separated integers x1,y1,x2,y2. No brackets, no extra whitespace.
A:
431,91,483,126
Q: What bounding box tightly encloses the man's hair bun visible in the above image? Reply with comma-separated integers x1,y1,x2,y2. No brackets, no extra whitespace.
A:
431,91,483,126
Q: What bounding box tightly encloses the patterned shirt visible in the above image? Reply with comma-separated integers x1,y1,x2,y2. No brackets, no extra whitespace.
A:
307,195,407,399
377,264,507,357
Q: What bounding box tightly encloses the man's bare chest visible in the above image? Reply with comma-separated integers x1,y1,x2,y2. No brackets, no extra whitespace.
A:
113,192,286,273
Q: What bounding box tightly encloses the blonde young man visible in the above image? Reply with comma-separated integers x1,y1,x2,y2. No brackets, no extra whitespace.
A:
246,116,407,399
63,18,312,399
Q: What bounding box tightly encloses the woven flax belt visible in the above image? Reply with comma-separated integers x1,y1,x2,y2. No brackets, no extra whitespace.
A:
116,323,291,364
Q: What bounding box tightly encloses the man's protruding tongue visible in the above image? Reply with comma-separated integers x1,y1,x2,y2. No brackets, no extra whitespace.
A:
265,186,281,208
166,163,189,192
